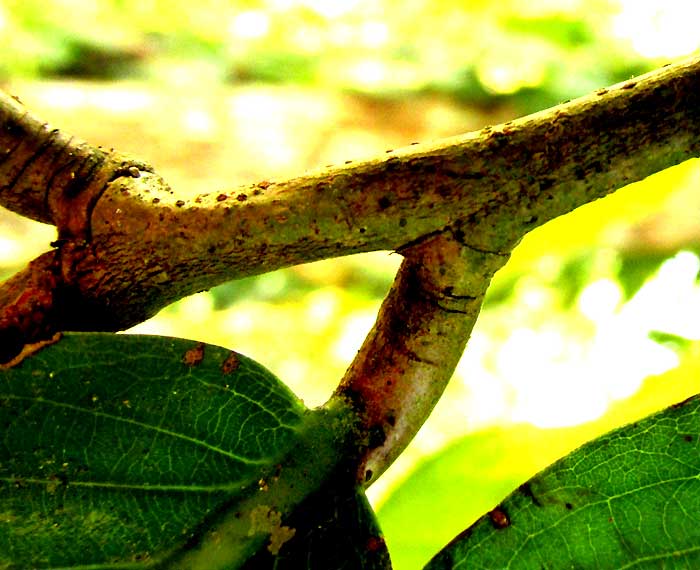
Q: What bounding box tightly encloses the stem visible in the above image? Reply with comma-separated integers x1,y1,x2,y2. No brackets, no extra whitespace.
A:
46,56,700,325
0,91,153,240
330,221,515,485
0,56,699,357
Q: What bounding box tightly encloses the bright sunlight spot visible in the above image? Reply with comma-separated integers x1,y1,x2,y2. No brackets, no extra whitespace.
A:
182,108,215,136
229,10,270,40
178,292,215,325
359,21,390,48
39,85,87,109
292,25,323,53
476,56,547,95
333,311,376,362
613,0,700,58
90,89,153,113
468,251,698,429
305,289,340,328
0,237,18,263
301,0,361,20
349,59,387,86
578,279,622,321
623,250,700,339
228,91,296,167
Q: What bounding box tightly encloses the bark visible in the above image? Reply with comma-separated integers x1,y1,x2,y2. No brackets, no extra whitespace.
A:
334,226,514,486
2,57,698,336
1,55,699,481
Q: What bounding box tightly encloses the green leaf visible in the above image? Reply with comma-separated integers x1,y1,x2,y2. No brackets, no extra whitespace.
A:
0,333,309,567
159,410,382,570
426,394,700,569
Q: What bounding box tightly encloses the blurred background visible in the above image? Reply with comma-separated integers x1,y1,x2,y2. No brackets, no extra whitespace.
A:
0,1,699,568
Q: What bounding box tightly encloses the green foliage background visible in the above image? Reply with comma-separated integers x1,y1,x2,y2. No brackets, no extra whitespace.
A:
0,1,699,568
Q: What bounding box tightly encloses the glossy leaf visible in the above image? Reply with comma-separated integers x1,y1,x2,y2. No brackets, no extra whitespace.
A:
426,394,700,569
0,333,307,567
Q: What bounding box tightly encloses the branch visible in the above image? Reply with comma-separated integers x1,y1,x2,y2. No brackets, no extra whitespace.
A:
1,56,699,489
332,226,513,486
0,90,153,237
1,56,699,354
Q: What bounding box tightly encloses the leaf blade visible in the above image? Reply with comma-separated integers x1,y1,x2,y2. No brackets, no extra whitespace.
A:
426,395,700,569
0,333,305,568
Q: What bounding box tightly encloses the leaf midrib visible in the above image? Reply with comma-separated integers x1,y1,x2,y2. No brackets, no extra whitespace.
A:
4,394,272,465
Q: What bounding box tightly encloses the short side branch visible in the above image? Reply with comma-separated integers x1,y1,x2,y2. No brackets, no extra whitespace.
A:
331,227,513,486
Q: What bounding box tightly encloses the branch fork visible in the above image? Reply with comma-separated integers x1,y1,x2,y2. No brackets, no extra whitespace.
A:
1,56,699,480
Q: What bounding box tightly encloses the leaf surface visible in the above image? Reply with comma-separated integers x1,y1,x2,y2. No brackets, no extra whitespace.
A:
426,394,700,569
0,333,308,567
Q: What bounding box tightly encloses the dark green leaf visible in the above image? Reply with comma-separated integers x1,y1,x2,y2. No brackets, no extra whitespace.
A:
0,333,307,568
426,394,700,570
